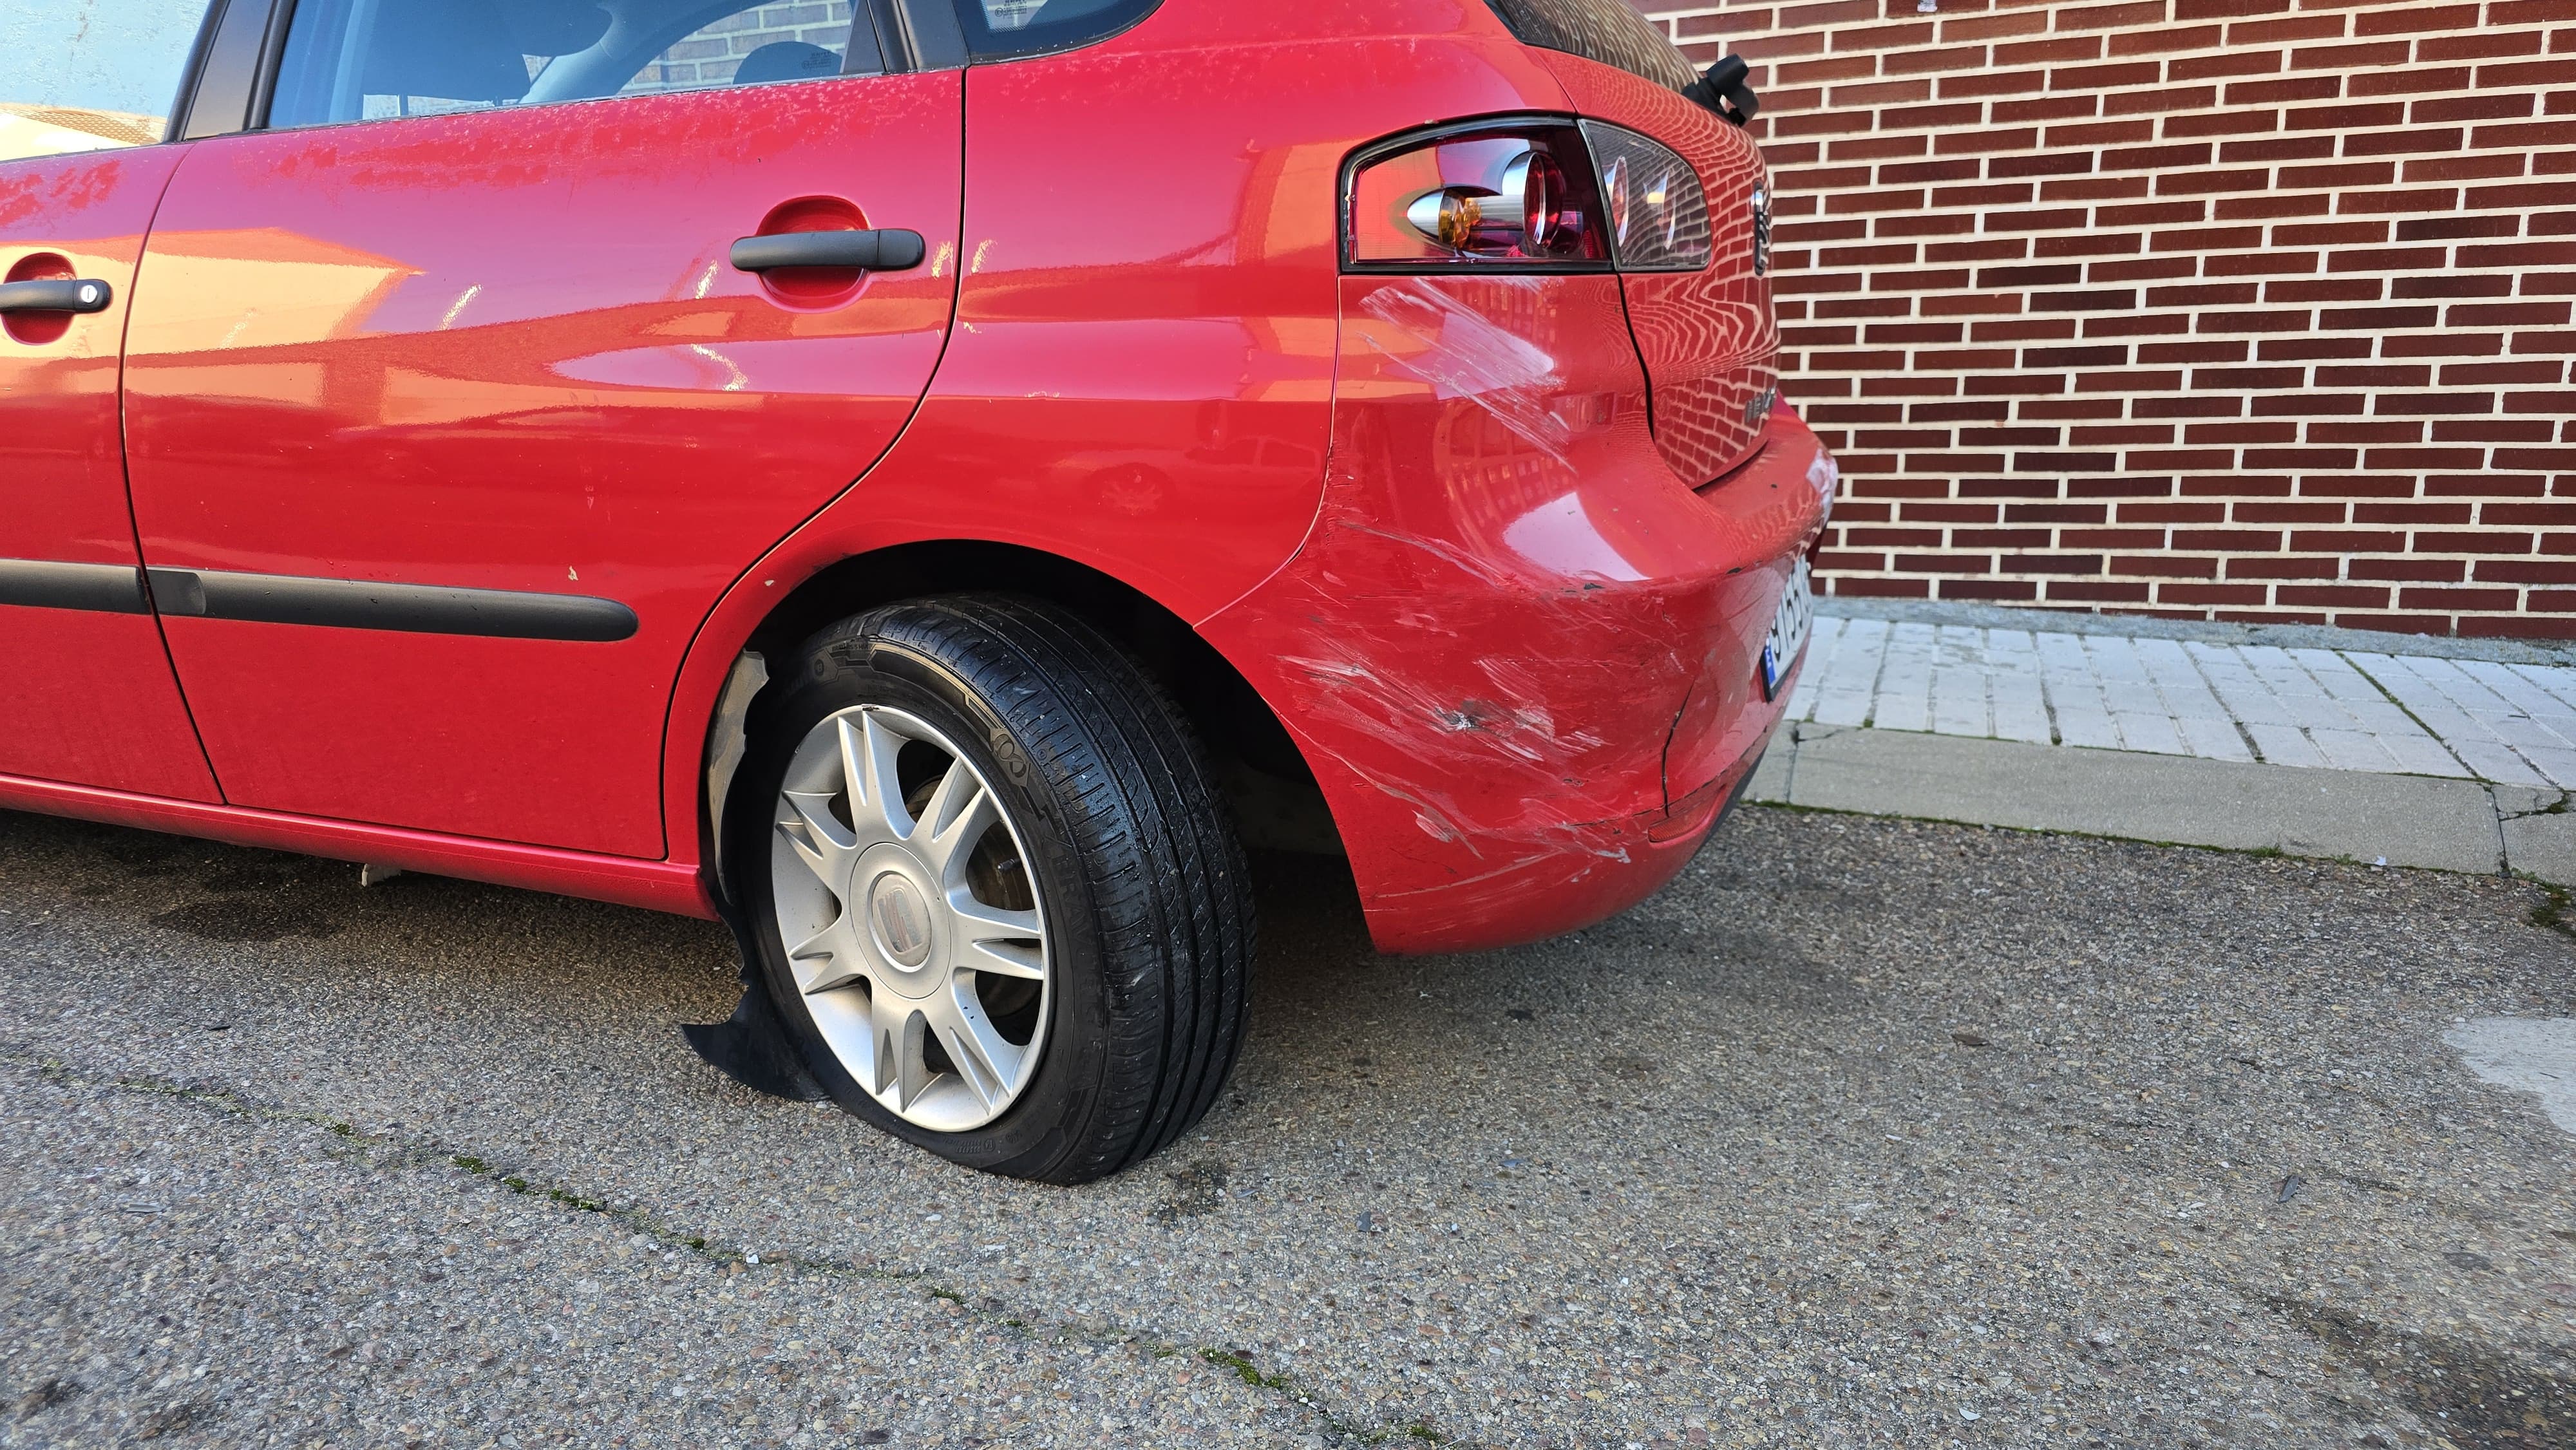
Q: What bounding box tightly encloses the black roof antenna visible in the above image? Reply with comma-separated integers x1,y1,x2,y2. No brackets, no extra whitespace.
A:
1684,54,1761,127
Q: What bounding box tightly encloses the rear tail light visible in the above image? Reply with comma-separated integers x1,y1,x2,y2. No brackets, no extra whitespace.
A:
1577,122,1712,273
1346,121,1607,269
1343,117,1714,274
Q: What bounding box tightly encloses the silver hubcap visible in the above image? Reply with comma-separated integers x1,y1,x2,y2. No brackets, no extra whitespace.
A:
770,706,1050,1132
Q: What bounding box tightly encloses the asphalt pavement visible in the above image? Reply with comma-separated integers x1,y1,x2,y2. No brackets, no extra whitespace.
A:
3,805,2573,1448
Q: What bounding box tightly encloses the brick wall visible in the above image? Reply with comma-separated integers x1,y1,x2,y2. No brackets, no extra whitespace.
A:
1634,0,2576,637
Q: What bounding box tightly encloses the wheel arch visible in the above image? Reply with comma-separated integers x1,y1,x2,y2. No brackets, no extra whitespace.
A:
674,538,1342,903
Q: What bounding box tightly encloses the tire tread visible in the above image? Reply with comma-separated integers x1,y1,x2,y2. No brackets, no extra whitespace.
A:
785,595,1254,1184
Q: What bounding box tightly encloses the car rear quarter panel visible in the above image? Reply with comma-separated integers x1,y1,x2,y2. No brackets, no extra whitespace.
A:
1538,51,1781,488
659,4,1577,866
1199,258,1828,953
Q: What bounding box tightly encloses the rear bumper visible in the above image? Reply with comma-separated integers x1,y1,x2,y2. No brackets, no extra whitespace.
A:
1203,273,1832,952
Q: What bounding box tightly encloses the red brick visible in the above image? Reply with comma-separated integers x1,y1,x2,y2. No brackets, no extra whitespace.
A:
2315,366,2436,388
2463,241,2576,268
2395,214,2526,241
2266,279,2387,303
2060,529,2172,550
2345,558,2465,583
2272,585,2400,608
2414,93,2539,125
2383,332,2508,359
2175,0,2293,23
2476,558,2576,583
2173,529,2287,551
2293,41,2416,73
2448,362,2573,384
2474,120,2576,149
2457,615,2576,639
2172,48,2289,84
2228,75,2344,108
2484,501,2576,529
2224,556,2344,580
1894,554,1996,575
2398,587,2524,611
2157,168,2280,196
2463,181,2576,209
1940,580,2045,601
2233,502,2351,524
2354,5,2485,38
2421,30,2548,62
2041,581,2158,605
2412,154,2544,184
2257,340,2370,361
2334,189,2468,217
2114,555,2222,579
2413,532,2539,554
2161,583,2273,606
2212,193,2335,222
2230,16,2350,50
2334,613,2467,631
2476,56,2576,87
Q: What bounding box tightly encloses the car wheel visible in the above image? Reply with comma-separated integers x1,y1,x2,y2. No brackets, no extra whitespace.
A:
732,595,1256,1183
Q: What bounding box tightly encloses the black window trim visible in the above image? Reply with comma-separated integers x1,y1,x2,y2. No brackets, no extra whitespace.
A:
160,0,235,141
247,0,300,127
171,0,283,140
888,0,967,72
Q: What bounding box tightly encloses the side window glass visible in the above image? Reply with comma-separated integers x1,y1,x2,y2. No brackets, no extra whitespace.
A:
620,5,874,97
269,0,874,131
955,0,1158,60
0,0,204,162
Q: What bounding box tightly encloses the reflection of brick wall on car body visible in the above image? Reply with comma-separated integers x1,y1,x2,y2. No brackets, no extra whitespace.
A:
625,1,856,91
1633,1,2576,641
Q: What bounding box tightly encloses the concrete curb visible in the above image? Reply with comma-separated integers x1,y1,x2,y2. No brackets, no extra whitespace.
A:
1812,595,2576,668
1744,723,2576,885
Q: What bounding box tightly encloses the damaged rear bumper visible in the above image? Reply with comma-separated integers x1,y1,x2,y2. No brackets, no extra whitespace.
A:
1202,273,1833,954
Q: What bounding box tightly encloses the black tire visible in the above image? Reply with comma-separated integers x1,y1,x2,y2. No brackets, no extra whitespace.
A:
730,594,1256,1184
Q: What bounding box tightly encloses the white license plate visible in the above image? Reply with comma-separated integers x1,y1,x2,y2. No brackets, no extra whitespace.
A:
1759,557,1814,701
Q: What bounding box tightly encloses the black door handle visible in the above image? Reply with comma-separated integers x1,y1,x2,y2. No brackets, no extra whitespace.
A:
729,230,925,274
0,278,113,314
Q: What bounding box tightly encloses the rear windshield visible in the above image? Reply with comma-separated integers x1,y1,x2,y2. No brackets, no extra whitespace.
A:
1482,0,1700,94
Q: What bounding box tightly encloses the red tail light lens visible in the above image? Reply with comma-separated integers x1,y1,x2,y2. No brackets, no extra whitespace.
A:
1345,121,1609,270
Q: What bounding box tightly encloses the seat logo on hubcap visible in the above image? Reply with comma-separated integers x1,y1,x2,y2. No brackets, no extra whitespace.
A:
867,873,934,968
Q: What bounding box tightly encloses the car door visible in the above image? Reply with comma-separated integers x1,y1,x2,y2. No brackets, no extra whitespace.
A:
121,0,963,857
0,40,221,802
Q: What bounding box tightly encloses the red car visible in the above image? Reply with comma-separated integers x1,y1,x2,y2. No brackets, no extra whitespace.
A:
1,0,1830,1181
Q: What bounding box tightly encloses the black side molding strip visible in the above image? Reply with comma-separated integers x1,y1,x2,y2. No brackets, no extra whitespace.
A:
146,569,639,643
0,560,150,614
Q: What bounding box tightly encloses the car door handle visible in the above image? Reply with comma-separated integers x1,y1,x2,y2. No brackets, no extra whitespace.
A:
0,278,113,314
728,229,925,274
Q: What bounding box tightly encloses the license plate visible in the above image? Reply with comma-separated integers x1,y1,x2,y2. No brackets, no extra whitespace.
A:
1759,556,1814,701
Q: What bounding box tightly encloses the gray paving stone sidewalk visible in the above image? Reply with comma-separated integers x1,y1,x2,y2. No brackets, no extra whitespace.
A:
1787,611,2576,791
1753,602,2576,887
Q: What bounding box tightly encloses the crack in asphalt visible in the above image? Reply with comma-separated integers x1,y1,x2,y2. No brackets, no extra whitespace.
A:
0,1046,1456,1448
